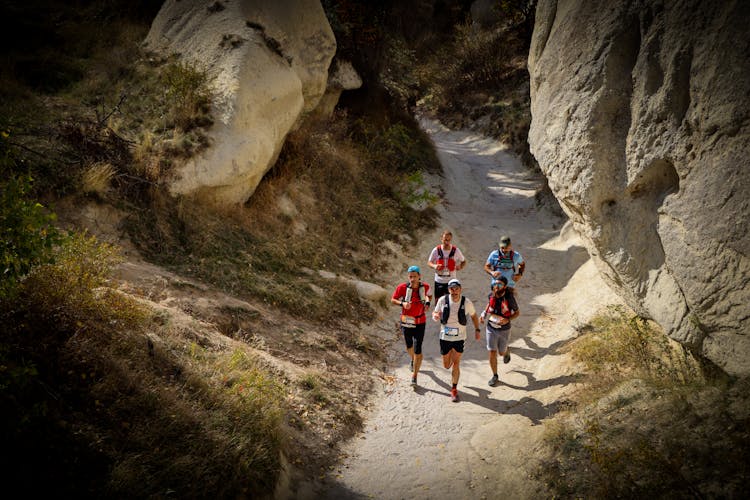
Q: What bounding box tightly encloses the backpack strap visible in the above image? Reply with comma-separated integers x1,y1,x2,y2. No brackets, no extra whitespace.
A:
405,282,427,304
458,296,467,325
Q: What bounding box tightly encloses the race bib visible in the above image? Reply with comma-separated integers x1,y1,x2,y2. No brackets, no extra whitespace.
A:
488,313,504,327
443,326,459,337
401,315,417,328
438,267,451,277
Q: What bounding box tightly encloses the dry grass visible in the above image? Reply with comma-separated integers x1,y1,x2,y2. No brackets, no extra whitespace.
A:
536,306,750,498
413,19,533,164
1,3,440,496
81,161,115,196
123,110,438,325
0,230,291,497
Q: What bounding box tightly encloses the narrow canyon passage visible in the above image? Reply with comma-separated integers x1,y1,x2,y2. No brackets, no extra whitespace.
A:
319,119,622,499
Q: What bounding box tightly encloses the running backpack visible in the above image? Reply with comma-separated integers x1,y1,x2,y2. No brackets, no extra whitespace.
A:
403,282,427,305
487,292,513,318
494,250,525,275
436,245,457,272
441,296,467,325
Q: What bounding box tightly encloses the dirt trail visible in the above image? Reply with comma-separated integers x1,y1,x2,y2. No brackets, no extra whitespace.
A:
316,118,623,499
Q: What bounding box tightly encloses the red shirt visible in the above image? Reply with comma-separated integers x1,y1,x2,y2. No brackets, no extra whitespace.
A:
392,282,430,325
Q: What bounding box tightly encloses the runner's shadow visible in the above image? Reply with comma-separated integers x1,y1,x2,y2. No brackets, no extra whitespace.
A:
411,370,452,398
320,480,370,499
420,371,560,425
505,337,576,362
498,370,581,392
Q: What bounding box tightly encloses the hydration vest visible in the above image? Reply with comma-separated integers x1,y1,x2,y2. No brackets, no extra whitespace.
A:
403,282,427,306
495,249,517,272
441,296,467,325
488,292,513,318
436,245,457,272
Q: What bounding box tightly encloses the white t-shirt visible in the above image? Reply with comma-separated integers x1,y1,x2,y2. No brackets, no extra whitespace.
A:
427,245,466,283
433,294,476,341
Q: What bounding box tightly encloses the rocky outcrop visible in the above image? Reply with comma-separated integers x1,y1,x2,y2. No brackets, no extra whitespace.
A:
144,0,336,205
528,0,750,375
314,59,363,118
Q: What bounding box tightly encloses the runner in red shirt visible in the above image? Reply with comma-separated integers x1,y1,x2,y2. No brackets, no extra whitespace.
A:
392,265,431,386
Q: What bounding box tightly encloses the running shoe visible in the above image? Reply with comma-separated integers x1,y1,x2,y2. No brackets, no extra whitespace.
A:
450,388,459,402
488,374,499,387
503,348,511,364
411,376,417,386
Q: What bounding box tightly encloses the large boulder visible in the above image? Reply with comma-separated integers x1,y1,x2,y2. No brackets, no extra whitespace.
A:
528,0,750,375
144,0,336,205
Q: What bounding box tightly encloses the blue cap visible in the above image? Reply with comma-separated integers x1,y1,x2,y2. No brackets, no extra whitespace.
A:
407,265,420,274
491,276,508,289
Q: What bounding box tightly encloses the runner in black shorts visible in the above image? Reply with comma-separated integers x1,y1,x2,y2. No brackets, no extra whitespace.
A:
431,279,480,402
392,265,431,386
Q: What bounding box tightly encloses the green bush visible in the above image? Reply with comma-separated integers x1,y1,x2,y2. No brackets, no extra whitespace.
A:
20,232,122,328
160,61,213,132
0,133,62,299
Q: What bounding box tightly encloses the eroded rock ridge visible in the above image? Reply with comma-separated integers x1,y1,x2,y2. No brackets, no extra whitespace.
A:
528,0,750,375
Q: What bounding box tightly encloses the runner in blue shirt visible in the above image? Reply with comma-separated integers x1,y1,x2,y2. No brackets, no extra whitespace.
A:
484,235,525,290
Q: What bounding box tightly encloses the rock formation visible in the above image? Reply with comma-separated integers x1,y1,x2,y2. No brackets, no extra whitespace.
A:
528,0,750,375
314,59,363,118
144,0,337,205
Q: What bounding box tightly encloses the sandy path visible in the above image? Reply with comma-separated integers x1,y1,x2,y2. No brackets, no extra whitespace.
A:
320,118,621,499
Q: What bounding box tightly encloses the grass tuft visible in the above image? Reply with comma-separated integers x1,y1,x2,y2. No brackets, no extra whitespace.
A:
536,306,749,498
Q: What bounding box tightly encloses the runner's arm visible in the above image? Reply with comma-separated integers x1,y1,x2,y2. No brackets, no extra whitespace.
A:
471,313,481,339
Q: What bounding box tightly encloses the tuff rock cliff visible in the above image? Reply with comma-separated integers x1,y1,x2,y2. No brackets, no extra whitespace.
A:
144,0,340,205
528,0,750,375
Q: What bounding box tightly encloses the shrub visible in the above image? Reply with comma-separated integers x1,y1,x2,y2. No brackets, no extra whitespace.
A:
0,134,62,299
17,232,125,342
567,305,704,395
535,307,749,498
160,61,213,132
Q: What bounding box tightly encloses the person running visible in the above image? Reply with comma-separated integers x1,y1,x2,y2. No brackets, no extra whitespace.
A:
431,278,480,402
484,234,525,291
480,277,520,387
392,265,431,386
427,230,467,303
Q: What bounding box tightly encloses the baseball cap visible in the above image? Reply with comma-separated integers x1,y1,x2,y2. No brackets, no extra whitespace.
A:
447,278,461,288
491,276,508,288
407,265,420,274
499,235,511,248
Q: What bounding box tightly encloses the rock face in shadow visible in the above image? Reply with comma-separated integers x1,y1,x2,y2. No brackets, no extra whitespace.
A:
527,0,750,375
144,0,336,205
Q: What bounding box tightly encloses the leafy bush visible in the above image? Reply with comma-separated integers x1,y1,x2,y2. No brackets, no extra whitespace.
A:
0,134,62,298
160,61,213,132
19,232,124,335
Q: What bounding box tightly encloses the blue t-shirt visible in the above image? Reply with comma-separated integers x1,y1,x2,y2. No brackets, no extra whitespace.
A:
486,249,524,287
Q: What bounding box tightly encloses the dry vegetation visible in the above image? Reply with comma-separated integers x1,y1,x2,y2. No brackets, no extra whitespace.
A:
1,1,440,497
535,306,750,498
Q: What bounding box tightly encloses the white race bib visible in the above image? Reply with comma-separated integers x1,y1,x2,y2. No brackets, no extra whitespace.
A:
488,313,504,327
401,315,417,328
443,326,459,337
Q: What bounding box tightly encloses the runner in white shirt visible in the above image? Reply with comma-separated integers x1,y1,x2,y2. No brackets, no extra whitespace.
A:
431,279,480,402
427,230,467,303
